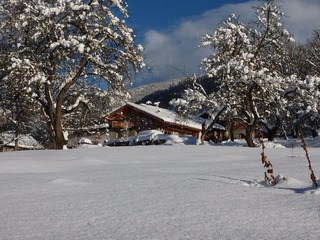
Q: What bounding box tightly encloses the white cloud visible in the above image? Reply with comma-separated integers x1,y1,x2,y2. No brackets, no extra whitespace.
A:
138,0,320,85
280,0,320,43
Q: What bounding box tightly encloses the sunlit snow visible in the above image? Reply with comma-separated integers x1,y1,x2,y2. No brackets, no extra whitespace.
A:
1,138,320,239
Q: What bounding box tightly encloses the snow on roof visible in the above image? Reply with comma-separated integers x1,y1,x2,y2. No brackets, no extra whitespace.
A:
211,123,226,131
0,132,43,149
200,118,226,131
125,102,202,130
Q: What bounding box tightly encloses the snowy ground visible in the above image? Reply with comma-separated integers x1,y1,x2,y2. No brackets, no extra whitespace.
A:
1,139,320,239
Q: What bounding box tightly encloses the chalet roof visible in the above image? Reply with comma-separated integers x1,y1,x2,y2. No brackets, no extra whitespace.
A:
109,102,202,131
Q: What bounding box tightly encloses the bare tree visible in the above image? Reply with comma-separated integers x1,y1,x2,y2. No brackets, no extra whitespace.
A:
306,30,320,76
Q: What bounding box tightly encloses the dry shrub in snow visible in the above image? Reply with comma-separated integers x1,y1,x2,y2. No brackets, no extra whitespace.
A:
299,131,318,187
260,138,276,185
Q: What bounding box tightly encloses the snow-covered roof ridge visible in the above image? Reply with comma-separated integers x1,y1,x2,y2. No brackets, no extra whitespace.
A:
126,102,202,130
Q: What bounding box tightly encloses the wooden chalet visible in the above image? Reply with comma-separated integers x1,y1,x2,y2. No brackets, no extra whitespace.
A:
228,120,267,140
106,102,202,138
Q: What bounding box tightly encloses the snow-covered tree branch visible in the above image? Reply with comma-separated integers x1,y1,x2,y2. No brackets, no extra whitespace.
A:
172,0,299,147
0,0,145,149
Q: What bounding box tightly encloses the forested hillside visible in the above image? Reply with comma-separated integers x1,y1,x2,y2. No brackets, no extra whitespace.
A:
129,78,186,104
131,76,219,108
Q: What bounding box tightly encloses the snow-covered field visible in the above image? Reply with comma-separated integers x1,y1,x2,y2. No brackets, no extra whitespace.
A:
1,140,320,239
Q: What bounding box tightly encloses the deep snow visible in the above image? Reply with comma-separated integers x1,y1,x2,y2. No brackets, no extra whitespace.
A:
1,142,320,239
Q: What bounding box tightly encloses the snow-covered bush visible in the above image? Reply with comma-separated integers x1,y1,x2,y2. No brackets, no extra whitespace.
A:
79,138,93,145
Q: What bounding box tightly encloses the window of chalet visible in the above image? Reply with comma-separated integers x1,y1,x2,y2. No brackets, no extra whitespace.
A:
129,113,153,127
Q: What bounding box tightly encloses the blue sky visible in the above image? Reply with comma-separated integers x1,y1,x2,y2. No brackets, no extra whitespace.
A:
127,0,248,34
124,0,320,86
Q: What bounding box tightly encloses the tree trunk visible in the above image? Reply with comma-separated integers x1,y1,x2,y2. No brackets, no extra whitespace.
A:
245,119,258,147
14,129,19,151
54,110,67,149
200,106,227,145
200,133,206,145
245,125,256,147
200,122,207,144
43,107,67,149
229,119,235,142
43,82,58,149
14,114,19,151
43,112,57,149
41,93,67,149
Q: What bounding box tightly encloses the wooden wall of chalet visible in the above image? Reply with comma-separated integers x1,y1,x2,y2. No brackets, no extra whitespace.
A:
107,105,200,138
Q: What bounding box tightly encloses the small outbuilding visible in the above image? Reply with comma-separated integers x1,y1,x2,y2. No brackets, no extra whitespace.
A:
0,132,43,152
